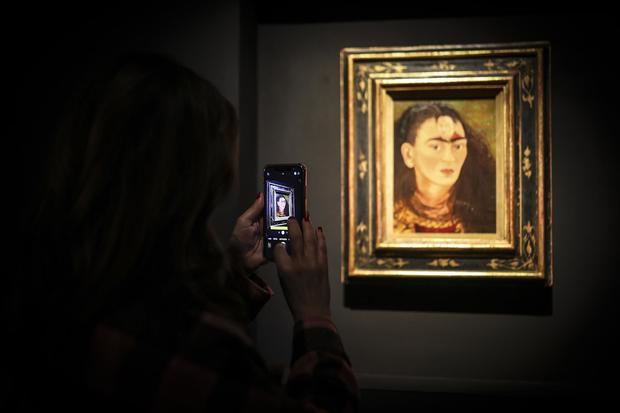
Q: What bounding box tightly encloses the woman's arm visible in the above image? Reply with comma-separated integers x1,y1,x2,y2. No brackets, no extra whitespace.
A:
154,312,358,412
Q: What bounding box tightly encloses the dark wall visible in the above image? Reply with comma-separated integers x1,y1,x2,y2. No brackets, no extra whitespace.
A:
254,13,618,401
13,2,255,241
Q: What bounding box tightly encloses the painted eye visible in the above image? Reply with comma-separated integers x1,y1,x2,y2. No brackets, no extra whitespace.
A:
431,144,440,151
455,142,467,150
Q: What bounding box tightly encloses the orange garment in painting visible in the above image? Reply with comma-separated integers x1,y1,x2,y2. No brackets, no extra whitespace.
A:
394,191,464,234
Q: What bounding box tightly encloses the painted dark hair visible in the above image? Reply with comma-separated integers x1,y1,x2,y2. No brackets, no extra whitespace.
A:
394,102,496,232
21,53,242,325
276,195,289,216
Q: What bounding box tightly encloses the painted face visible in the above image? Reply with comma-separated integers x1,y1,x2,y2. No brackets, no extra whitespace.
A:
401,115,468,189
277,197,287,212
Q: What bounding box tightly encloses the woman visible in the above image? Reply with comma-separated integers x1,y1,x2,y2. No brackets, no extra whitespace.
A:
394,103,496,233
275,194,289,218
11,53,357,411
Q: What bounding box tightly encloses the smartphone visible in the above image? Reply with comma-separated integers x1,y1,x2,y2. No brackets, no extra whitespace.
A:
263,163,307,260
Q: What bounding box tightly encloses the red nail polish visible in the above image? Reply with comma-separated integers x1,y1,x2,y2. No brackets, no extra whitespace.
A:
256,192,261,199
318,226,323,232
304,211,309,221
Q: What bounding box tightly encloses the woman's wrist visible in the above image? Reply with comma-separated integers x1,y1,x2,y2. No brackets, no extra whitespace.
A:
293,310,333,325
226,245,252,275
293,314,337,334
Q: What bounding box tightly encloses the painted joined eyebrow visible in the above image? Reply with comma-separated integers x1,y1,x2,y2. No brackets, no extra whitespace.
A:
427,136,467,144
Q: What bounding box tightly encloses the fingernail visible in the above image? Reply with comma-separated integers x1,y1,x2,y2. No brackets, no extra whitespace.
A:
304,211,309,221
318,226,323,233
256,192,261,199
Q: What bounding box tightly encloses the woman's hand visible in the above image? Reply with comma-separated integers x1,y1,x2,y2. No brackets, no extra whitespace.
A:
274,216,331,323
229,193,266,273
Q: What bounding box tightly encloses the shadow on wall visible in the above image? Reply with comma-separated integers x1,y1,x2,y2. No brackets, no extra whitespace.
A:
345,277,551,315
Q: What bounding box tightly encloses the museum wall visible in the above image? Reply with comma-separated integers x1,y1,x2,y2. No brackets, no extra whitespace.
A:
11,3,617,406
13,1,256,242
254,13,618,401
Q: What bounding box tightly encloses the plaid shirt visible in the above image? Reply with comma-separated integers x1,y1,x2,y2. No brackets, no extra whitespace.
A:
84,273,359,412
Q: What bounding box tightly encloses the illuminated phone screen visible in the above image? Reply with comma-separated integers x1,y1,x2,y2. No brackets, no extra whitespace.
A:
264,164,305,256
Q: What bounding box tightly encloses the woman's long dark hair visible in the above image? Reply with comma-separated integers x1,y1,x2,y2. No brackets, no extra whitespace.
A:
394,103,496,232
18,53,242,329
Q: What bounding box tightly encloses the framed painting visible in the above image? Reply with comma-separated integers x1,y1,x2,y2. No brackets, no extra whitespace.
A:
340,43,552,285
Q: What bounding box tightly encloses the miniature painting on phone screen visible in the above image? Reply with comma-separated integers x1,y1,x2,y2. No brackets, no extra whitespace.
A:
267,182,295,231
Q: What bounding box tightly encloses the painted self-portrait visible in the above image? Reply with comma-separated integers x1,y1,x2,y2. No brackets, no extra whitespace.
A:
394,102,496,234
275,194,290,219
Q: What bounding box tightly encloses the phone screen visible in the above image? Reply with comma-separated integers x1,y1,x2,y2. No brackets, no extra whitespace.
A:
263,163,306,260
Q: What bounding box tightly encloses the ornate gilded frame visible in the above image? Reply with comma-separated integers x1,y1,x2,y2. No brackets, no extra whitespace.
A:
340,43,552,285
